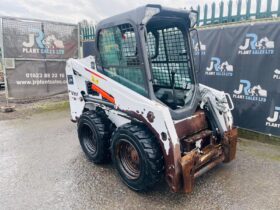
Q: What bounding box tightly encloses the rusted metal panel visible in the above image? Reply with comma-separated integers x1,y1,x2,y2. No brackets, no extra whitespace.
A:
120,109,238,193
179,127,237,193
223,127,238,163
180,145,223,193
182,129,212,144
194,155,225,178
174,110,208,140
196,145,221,167
146,111,155,123
180,150,198,193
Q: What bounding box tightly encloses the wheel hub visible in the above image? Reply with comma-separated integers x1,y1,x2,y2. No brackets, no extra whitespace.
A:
82,124,97,155
117,140,140,179
130,149,139,163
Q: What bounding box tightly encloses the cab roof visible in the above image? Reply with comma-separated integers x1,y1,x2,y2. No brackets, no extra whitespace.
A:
96,4,190,30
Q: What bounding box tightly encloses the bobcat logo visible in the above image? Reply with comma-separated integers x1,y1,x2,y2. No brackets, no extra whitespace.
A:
238,33,274,55
233,80,267,102
22,29,65,55
206,57,233,76
266,106,280,128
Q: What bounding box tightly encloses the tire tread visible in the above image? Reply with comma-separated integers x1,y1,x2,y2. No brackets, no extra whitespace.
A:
111,123,164,190
78,110,110,163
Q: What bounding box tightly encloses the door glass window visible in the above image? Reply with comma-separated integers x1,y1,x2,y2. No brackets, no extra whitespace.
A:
98,24,148,96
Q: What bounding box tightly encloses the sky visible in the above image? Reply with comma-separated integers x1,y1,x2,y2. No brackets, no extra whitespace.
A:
0,0,278,24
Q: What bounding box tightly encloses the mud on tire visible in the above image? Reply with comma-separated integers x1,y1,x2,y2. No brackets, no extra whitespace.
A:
110,123,164,191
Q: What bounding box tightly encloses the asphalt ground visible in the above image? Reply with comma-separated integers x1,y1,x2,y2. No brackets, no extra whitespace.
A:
0,109,280,210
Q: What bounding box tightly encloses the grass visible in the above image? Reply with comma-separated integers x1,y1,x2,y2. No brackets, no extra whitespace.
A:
238,128,280,146
33,100,70,113
239,138,280,162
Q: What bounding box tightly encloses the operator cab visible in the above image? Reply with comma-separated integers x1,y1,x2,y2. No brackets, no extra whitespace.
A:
146,9,196,110
95,5,200,120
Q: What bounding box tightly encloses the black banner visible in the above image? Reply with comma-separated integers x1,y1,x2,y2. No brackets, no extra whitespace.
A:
82,40,95,57
6,60,67,98
1,17,78,99
195,21,280,136
2,18,78,59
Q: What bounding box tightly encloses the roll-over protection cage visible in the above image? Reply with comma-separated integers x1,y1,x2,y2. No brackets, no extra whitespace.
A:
94,5,201,120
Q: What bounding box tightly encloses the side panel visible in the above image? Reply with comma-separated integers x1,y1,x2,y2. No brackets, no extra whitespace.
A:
66,56,182,191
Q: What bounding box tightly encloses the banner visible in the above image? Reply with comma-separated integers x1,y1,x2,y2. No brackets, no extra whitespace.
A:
2,18,78,59
195,21,280,136
1,17,78,99
6,60,67,98
82,40,95,57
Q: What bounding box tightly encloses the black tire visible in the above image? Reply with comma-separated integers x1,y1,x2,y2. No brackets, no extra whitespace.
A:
78,111,109,163
111,123,164,191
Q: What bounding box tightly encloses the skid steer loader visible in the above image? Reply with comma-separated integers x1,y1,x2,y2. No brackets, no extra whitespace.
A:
66,5,237,193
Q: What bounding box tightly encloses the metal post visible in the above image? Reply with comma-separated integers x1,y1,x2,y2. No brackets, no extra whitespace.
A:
267,0,272,17
219,1,224,23
256,0,262,18
278,0,280,17
246,0,251,20
211,2,216,24
203,4,208,25
197,5,200,26
89,27,91,40
91,27,94,40
237,0,242,21
41,22,49,94
0,18,9,103
228,0,232,22
78,23,81,58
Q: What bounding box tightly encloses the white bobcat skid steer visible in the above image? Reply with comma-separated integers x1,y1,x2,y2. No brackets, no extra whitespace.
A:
66,5,237,193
